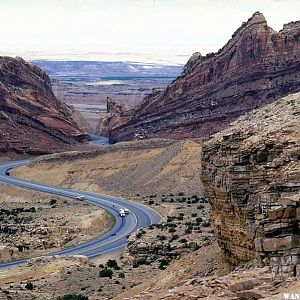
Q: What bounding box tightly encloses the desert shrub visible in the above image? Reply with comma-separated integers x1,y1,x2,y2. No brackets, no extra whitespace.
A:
178,198,186,203
159,259,169,270
106,259,119,269
167,216,175,222
202,221,211,227
169,227,176,233
99,268,113,278
191,213,197,217
57,294,88,300
197,205,204,210
185,221,194,226
148,200,154,205
118,272,125,278
196,217,203,223
136,258,147,265
178,192,184,196
154,224,163,229
25,282,34,290
170,234,179,241
157,235,166,241
49,199,57,206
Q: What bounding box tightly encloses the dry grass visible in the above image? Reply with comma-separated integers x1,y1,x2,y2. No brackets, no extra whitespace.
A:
12,139,203,198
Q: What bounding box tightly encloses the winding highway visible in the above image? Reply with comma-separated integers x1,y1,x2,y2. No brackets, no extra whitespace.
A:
0,160,161,270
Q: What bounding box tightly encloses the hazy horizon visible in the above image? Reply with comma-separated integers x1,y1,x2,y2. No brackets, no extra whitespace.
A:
1,0,300,64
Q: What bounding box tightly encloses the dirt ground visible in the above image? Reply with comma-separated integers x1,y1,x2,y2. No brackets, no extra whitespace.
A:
0,183,113,263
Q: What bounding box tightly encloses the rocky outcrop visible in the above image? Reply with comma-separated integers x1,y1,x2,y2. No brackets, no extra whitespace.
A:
96,97,133,137
110,12,300,143
202,92,300,276
0,56,90,155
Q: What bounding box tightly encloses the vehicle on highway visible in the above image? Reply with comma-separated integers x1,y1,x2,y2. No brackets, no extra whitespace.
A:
119,208,125,217
124,208,130,214
0,159,161,270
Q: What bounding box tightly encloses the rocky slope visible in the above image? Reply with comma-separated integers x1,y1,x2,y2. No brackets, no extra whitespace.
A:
109,12,300,143
202,91,300,276
0,56,89,155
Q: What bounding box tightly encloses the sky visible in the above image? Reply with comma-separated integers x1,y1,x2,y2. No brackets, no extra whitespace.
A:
0,0,299,64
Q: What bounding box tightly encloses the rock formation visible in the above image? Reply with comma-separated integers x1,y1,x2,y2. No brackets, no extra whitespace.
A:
0,56,90,155
96,97,133,137
202,92,300,276
109,12,300,143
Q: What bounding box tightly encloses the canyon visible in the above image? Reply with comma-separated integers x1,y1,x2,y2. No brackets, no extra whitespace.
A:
108,12,300,143
0,56,89,156
33,60,182,130
1,10,300,300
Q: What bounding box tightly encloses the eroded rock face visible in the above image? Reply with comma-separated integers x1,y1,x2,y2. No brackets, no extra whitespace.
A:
110,12,300,143
202,92,300,276
0,56,90,155
96,97,133,137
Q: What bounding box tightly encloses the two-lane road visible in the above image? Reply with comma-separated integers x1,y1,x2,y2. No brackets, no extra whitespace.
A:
0,160,161,270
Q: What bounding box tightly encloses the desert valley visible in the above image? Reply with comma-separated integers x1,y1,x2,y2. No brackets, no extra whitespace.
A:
0,3,300,300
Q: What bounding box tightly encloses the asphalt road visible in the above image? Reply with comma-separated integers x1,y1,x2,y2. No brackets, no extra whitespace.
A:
0,160,161,270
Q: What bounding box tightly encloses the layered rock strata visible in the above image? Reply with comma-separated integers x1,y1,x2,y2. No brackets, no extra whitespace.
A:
202,92,300,276
0,56,89,155
110,12,300,143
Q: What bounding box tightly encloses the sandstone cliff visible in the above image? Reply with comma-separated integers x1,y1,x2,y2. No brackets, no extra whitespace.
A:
202,91,300,276
109,12,300,143
96,97,134,137
0,56,90,155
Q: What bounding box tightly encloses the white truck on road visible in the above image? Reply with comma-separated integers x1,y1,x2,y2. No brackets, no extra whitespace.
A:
119,208,125,217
